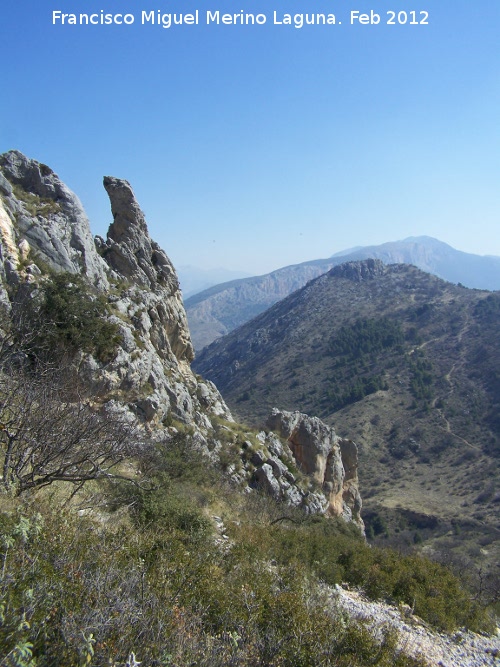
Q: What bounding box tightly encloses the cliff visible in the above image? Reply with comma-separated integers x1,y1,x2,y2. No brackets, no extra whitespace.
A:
0,150,229,430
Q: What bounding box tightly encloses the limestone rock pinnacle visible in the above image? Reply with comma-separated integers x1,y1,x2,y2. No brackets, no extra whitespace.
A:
103,176,178,293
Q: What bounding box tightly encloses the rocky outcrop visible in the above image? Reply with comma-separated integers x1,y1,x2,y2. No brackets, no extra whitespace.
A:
266,409,363,528
248,428,329,516
0,150,363,530
0,150,226,432
102,177,179,292
98,176,194,364
328,259,386,282
0,150,109,288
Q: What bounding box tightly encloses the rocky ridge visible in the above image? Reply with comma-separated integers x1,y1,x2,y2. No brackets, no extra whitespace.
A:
331,585,500,667
0,149,362,524
0,150,227,430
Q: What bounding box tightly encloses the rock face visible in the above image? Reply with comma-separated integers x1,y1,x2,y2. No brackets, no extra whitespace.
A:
0,150,109,288
266,409,363,528
328,259,386,282
102,177,180,293
99,176,194,364
248,428,330,516
0,150,226,431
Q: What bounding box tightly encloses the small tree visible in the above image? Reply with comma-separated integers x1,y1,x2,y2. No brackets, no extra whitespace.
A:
6,273,122,365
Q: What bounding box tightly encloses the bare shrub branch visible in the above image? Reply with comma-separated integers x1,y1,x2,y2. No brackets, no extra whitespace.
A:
0,360,135,494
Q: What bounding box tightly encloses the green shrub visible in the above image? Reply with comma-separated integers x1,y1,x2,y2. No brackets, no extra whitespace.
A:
0,480,487,667
229,511,493,634
0,429,492,666
36,273,122,362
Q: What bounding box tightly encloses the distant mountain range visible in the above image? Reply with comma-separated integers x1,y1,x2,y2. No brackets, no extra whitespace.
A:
177,265,252,299
193,259,500,568
186,236,500,350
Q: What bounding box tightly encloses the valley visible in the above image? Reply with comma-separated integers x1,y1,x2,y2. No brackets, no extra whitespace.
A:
194,260,500,584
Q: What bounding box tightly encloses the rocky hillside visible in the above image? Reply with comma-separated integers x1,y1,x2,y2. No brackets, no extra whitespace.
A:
0,149,363,524
186,237,500,350
0,153,497,666
194,260,500,574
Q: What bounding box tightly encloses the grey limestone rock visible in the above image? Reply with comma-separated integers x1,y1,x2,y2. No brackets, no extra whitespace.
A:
100,176,194,364
248,430,332,516
0,173,12,197
0,150,109,288
102,177,177,291
266,408,363,529
0,150,233,440
266,456,289,479
253,463,281,499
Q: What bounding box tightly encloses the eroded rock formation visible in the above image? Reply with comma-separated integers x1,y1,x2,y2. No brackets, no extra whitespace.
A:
266,409,363,528
0,150,224,430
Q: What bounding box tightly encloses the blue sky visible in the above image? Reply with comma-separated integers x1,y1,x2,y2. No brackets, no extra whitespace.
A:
2,0,500,275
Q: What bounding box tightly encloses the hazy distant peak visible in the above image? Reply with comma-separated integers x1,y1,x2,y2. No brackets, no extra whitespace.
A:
401,236,454,248
331,245,365,258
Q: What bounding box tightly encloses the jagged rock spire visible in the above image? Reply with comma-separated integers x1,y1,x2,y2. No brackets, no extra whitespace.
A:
103,176,178,292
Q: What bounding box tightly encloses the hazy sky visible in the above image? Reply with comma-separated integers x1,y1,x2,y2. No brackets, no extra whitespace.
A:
2,0,499,275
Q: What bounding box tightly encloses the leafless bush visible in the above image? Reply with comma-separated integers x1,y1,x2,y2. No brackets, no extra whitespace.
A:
0,361,135,495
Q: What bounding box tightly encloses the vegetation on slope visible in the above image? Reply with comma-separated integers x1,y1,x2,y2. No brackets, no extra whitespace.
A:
0,261,495,666
0,433,493,667
12,272,122,364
